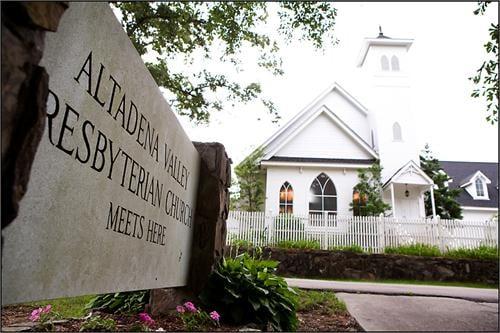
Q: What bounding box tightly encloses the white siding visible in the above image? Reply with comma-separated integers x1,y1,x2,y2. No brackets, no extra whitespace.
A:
264,165,359,216
275,113,372,159
461,208,498,221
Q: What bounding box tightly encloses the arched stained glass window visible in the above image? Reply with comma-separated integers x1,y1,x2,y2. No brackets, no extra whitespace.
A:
309,173,337,215
381,55,389,71
393,122,402,141
279,181,294,214
391,55,400,71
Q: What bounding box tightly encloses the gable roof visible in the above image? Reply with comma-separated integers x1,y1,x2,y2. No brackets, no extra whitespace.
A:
264,105,378,161
260,82,376,161
383,160,434,188
440,161,499,208
459,170,492,188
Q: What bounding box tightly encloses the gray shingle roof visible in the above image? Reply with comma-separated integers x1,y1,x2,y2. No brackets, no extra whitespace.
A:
440,161,499,208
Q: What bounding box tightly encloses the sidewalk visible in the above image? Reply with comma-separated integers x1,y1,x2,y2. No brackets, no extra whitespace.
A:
285,277,498,303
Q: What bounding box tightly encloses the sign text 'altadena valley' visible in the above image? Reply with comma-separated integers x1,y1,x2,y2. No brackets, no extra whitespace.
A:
46,51,194,246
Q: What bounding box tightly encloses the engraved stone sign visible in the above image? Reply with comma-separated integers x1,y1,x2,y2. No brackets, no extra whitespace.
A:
2,3,200,304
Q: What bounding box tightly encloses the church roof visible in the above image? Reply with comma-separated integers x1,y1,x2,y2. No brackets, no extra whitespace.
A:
440,161,499,208
268,156,376,165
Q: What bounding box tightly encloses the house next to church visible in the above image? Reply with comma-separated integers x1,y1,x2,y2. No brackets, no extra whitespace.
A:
254,30,499,221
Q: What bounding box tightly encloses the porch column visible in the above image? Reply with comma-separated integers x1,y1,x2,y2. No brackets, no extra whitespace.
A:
390,183,396,218
430,185,437,218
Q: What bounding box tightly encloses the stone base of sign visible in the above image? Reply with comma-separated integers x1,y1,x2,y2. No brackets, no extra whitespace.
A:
1,2,67,229
149,142,231,314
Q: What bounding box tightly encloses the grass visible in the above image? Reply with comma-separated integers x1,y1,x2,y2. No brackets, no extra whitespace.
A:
446,245,498,261
302,276,498,289
23,294,95,318
294,288,347,315
328,244,364,253
275,239,321,250
385,243,441,257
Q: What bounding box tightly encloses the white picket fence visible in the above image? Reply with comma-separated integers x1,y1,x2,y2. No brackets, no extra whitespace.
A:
226,211,498,253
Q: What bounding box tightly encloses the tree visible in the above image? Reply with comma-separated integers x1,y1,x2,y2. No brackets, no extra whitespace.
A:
350,161,391,216
113,2,338,123
420,144,463,219
234,148,265,211
469,1,498,124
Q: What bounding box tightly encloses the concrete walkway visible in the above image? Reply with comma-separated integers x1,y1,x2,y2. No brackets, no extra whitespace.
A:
285,277,498,303
286,278,499,331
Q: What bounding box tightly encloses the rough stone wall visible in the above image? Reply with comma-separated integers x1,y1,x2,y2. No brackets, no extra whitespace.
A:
1,2,68,228
230,247,498,285
149,142,231,315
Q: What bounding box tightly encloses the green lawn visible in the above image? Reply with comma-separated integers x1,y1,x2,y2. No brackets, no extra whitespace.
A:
297,276,498,289
23,294,95,318
294,288,347,315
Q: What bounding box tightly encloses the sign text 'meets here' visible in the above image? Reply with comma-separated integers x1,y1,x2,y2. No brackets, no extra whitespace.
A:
47,50,194,246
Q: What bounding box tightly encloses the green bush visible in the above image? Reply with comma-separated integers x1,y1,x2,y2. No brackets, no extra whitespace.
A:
446,245,498,260
85,290,148,314
329,244,364,253
200,253,298,331
275,239,321,250
79,315,116,332
230,238,253,248
384,243,441,257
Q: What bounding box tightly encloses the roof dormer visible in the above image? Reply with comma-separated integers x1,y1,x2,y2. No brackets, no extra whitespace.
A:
460,170,491,200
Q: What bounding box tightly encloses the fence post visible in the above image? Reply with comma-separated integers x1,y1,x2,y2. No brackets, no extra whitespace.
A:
323,211,328,250
378,213,385,253
265,210,274,247
436,216,445,253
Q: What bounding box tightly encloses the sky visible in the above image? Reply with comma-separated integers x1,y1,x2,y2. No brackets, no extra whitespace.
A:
116,2,499,166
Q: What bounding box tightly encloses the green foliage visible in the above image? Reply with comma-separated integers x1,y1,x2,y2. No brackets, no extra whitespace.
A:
26,295,94,319
200,253,298,331
420,144,463,219
276,239,320,250
230,237,254,248
446,245,498,260
114,2,337,123
384,243,441,257
85,290,149,314
470,2,498,124
329,244,364,253
294,289,347,315
350,161,391,216
80,315,116,332
234,148,265,211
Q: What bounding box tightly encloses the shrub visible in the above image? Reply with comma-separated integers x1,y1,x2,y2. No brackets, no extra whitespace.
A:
200,253,298,331
230,238,253,248
329,244,364,253
384,243,441,257
79,315,116,332
276,239,320,250
446,245,498,260
85,290,149,314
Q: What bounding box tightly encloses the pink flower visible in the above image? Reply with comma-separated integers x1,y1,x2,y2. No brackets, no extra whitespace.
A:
41,305,52,314
176,305,185,313
209,311,220,322
139,312,155,327
183,301,196,313
29,308,42,322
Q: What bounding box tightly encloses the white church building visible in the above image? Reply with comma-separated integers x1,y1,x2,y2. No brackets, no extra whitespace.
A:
255,30,498,221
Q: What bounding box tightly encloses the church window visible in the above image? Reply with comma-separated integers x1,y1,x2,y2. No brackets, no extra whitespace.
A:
381,55,389,71
391,55,400,71
279,181,294,214
393,122,402,141
352,190,368,216
309,173,337,216
475,178,485,197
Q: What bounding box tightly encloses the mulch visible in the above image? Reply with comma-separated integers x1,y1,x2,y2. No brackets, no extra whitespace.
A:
1,304,363,332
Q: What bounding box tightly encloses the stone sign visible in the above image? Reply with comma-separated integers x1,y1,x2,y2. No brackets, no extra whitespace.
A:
2,3,201,305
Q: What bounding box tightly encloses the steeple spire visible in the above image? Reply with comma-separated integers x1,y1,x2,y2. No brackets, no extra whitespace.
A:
377,25,390,39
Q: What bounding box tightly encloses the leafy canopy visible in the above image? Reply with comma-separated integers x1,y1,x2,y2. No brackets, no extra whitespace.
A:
469,1,498,124
350,161,391,216
420,144,462,219
114,2,338,123
234,148,265,212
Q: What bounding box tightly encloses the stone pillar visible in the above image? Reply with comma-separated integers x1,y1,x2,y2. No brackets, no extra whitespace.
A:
1,2,68,229
149,142,231,316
